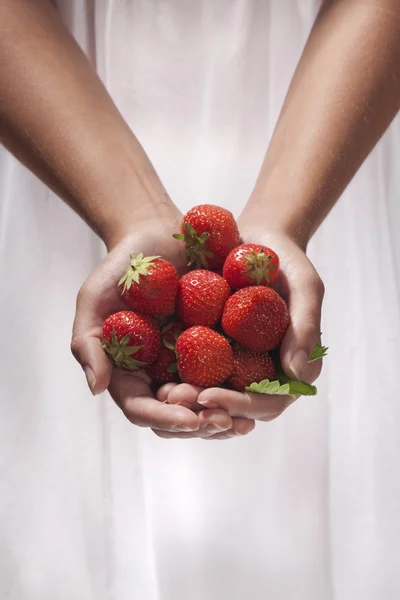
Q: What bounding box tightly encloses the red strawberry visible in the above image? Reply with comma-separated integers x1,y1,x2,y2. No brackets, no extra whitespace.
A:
228,346,276,391
175,326,234,387
221,286,289,352
160,320,184,345
102,310,160,370
119,253,178,316
146,321,183,385
177,270,231,328
223,243,280,289
147,346,179,385
173,204,240,270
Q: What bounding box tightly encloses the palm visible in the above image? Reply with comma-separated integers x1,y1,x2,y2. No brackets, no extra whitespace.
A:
87,226,187,325
162,227,325,424
72,224,254,439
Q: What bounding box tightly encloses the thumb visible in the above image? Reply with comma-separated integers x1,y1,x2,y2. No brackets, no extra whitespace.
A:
71,288,113,395
279,270,325,383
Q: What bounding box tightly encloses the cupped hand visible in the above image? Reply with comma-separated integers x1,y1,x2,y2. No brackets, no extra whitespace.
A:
162,227,325,423
71,221,255,439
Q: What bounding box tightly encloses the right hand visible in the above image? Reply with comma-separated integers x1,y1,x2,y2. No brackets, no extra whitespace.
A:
162,227,325,424
71,221,255,440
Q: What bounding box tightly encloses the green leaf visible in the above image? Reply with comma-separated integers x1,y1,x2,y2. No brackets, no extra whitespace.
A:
119,334,131,346
122,357,148,371
160,320,173,335
183,222,197,238
245,379,291,396
140,255,161,263
167,362,178,374
286,379,317,397
275,366,318,399
163,338,176,352
245,375,317,399
124,345,143,355
309,343,328,362
173,233,185,241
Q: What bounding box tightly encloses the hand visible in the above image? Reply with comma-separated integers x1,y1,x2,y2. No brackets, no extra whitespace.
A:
71,220,255,439
162,227,325,423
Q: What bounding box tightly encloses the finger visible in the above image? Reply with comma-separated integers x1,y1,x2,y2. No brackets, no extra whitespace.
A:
71,321,112,396
152,408,232,438
197,387,294,421
279,266,325,383
205,417,256,440
156,383,178,403
164,383,204,410
110,369,200,432
154,416,256,440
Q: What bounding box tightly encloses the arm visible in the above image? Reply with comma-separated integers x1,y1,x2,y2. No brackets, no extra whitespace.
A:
0,0,254,439
243,0,400,248
188,0,400,419
0,0,178,249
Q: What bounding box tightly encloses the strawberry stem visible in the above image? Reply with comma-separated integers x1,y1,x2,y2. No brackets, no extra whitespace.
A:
103,329,147,371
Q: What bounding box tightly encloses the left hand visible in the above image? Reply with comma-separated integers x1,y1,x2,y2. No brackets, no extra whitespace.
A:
160,226,325,423
71,222,255,440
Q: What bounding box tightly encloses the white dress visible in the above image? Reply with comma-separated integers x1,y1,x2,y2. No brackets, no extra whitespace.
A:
1,1,400,599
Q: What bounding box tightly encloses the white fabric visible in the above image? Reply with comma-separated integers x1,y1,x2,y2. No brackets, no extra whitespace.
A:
1,1,400,598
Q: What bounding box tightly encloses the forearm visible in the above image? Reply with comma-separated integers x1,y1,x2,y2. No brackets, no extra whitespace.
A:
243,0,400,248
0,0,178,249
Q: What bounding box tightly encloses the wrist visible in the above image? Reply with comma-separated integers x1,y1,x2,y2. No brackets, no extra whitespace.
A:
103,211,182,252
238,206,311,252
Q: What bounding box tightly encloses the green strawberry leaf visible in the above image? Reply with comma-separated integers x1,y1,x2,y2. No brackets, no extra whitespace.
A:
124,345,144,356
167,362,178,374
246,377,317,399
160,318,174,335
286,379,317,397
163,338,176,352
173,233,185,241
245,379,291,396
276,366,318,398
309,343,328,362
251,340,327,398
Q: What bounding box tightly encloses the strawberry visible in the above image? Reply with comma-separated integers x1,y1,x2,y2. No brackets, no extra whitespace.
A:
223,243,280,289
160,320,184,346
147,346,179,385
221,286,290,352
102,310,160,370
177,270,231,328
175,326,234,387
119,253,178,316
228,345,276,391
173,204,240,270
146,321,183,385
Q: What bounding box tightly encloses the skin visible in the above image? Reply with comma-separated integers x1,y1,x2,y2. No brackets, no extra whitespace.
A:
1,0,399,439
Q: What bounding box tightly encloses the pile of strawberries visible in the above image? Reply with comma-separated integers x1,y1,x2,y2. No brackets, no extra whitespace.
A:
102,205,324,396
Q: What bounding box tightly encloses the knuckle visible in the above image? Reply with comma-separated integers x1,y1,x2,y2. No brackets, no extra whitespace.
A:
306,270,325,299
70,335,84,360
76,281,93,305
315,276,325,299
309,271,325,299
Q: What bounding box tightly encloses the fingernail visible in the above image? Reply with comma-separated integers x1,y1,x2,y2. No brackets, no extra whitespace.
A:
84,366,97,395
197,399,219,409
289,350,308,380
175,401,193,410
175,425,198,432
206,423,228,434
